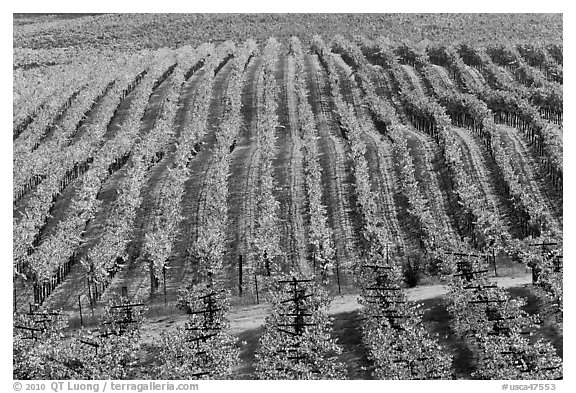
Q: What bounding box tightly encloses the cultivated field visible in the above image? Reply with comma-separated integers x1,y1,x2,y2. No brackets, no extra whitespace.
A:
13,14,563,380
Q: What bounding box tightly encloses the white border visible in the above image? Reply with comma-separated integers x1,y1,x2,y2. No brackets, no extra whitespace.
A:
4,5,570,391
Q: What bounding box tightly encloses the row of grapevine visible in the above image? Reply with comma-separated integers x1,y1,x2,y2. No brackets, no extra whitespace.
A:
12,56,155,277
14,54,146,148
434,47,560,237
453,45,562,189
254,275,346,379
485,44,563,124
158,42,258,379
14,297,147,379
362,39,505,252
486,95,561,187
332,36,459,262
249,37,284,277
441,255,562,379
14,82,77,154
404,44,561,240
228,55,263,295
159,281,239,379
516,42,563,84
486,44,562,104
456,45,526,95
16,48,202,306
396,42,558,244
314,36,453,378
142,42,237,293
13,62,93,140
13,65,63,132
384,41,562,363
453,44,562,124
167,41,258,379
13,61,118,160
545,43,562,65
14,61,152,250
313,36,388,257
81,47,206,302
13,82,79,197
191,40,258,282
363,49,465,250
303,52,360,274
359,257,453,379
14,288,238,379
331,49,409,260
397,45,563,345
12,71,145,204
140,41,258,378
244,38,358,377
289,37,336,280
532,252,562,316
366,49,558,370
379,44,509,249
506,238,563,325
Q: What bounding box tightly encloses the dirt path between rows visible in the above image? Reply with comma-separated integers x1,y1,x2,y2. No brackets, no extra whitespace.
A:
140,272,533,340
228,272,532,334
223,55,263,298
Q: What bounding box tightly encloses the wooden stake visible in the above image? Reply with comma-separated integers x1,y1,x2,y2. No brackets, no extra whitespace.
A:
254,273,260,305
78,295,83,327
492,248,497,277
163,265,167,307
87,278,93,308
239,255,243,296
336,261,341,295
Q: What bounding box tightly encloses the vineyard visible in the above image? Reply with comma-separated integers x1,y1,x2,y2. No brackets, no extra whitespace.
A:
13,14,563,380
